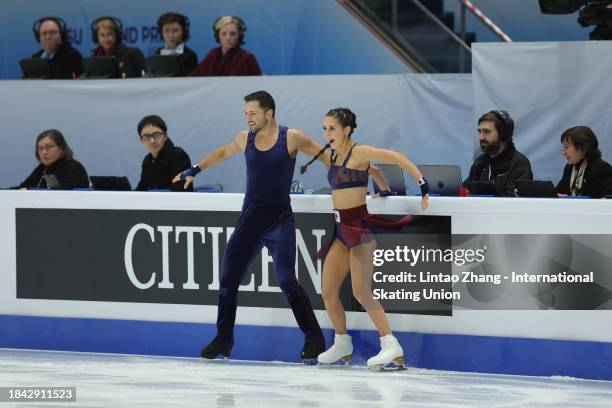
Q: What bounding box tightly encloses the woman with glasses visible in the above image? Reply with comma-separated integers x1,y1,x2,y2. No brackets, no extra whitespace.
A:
136,115,193,192
19,129,89,189
154,12,198,76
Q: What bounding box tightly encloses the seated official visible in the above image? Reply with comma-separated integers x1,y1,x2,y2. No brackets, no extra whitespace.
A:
556,126,612,198
91,17,146,78
30,17,83,79
19,129,89,189
191,16,261,77
464,110,533,196
136,115,193,192
155,12,198,76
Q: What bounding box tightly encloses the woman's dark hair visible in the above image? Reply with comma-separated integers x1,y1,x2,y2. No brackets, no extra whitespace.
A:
300,108,357,174
137,115,168,136
35,129,73,161
561,126,601,160
325,107,357,137
157,12,190,42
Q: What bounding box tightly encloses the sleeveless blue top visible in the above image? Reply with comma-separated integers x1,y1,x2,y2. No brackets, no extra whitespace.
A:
327,143,370,190
245,125,295,206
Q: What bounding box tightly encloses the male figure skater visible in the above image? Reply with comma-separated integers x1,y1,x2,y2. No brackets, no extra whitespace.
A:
174,90,326,362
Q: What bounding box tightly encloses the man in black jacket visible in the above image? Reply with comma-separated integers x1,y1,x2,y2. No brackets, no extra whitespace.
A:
31,17,83,79
136,115,193,192
464,110,533,196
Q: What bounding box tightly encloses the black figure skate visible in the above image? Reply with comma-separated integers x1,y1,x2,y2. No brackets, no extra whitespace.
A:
200,335,234,360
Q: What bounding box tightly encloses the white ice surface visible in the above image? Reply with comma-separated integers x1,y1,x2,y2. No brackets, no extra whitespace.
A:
1,349,611,407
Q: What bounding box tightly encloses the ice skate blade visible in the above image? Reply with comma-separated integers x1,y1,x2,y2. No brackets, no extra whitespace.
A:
302,358,319,366
199,355,230,363
368,357,406,372
317,357,351,368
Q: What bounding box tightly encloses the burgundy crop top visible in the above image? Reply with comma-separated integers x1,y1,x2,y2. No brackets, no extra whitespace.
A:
327,143,370,190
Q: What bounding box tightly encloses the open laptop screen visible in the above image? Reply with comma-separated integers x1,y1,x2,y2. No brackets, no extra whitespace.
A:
19,58,53,79
80,57,118,79
418,165,462,196
372,163,406,195
514,180,558,198
146,55,182,77
90,176,132,191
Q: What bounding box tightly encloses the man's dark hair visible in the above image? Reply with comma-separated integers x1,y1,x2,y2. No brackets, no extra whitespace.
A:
137,115,168,136
35,129,73,161
244,90,275,117
478,110,514,142
561,125,601,160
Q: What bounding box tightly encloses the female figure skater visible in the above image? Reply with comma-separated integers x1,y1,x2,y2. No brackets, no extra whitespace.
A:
301,108,429,370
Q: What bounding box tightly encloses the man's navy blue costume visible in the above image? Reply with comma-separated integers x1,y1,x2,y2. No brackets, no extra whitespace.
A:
202,125,324,361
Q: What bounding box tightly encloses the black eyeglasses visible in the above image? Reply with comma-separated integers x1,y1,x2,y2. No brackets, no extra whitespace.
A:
37,143,58,152
140,132,165,142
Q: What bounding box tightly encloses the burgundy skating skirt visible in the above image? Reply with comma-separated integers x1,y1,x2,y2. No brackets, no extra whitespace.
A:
316,204,413,261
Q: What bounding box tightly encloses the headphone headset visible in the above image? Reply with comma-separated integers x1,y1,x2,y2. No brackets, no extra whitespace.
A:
213,16,246,44
33,17,68,43
90,16,124,44
157,12,191,42
489,110,514,142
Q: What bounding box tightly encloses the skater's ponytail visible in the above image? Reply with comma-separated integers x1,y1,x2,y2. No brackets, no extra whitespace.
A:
300,143,330,174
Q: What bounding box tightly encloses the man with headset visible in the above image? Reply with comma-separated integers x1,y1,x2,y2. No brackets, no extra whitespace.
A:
464,110,533,196
31,17,83,79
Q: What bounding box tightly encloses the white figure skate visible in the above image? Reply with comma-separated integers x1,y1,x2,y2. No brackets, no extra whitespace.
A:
367,334,405,371
317,333,353,366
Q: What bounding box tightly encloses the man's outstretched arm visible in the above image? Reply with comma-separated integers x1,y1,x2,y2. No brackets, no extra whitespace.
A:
172,131,247,189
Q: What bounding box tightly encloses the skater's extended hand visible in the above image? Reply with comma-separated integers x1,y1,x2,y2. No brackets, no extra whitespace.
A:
372,189,397,199
173,164,201,190
419,177,429,210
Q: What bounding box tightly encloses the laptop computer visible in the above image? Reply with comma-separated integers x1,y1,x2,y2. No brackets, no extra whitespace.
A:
80,57,118,79
418,165,462,196
372,163,407,195
146,55,182,77
90,176,132,191
463,180,497,196
514,180,557,198
19,58,53,79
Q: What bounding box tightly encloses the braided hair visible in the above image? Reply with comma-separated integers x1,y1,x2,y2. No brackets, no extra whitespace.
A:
300,108,357,174
300,143,330,174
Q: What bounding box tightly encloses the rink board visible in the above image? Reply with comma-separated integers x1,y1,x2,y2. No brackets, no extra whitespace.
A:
1,315,612,380
2,191,612,380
